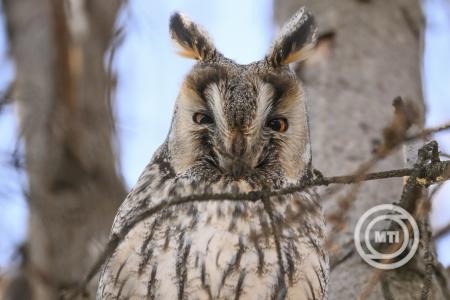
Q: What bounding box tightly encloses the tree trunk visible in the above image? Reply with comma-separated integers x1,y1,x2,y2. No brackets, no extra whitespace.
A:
2,0,126,299
274,0,450,299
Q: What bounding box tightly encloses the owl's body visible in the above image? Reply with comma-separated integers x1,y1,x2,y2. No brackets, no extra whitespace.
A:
98,8,328,300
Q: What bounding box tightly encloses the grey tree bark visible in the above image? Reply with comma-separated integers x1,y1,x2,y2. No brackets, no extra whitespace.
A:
274,0,450,299
2,0,126,299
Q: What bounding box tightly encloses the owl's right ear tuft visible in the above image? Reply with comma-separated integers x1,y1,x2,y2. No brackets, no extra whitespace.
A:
266,8,317,67
170,12,218,62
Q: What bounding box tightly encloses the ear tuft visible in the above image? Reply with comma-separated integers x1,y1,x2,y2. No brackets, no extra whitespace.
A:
266,8,317,67
170,12,218,62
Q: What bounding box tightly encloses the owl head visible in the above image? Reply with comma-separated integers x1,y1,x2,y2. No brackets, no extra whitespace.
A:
166,8,317,186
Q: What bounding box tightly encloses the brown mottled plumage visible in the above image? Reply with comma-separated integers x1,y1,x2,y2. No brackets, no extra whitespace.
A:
98,8,328,300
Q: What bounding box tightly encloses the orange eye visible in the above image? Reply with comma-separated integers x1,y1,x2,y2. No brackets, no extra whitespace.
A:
267,117,288,133
193,112,213,125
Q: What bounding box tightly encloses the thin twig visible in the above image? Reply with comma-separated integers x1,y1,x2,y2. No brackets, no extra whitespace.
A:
69,116,450,298
405,121,450,142
330,240,355,270
326,97,418,251
358,269,384,300
429,182,445,202
359,141,442,299
74,160,450,297
440,152,450,159
359,216,416,299
323,167,411,184
433,222,450,241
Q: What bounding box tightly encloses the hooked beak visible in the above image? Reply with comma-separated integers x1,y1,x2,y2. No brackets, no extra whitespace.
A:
217,131,250,178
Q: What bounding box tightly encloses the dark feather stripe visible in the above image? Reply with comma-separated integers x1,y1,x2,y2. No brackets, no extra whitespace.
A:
253,239,265,275
234,270,247,300
316,262,327,295
187,204,199,229
218,260,234,295
163,227,171,250
114,258,128,287
284,243,295,285
215,249,222,267
261,196,286,295
146,264,158,300
200,261,213,299
271,271,287,300
228,204,245,232
305,276,318,300
115,277,128,300
138,220,160,275
218,237,245,296
138,248,154,275
176,232,191,300
140,220,158,255
257,207,271,245
233,237,245,270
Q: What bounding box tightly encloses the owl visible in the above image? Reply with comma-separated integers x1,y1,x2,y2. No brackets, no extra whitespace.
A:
98,8,328,300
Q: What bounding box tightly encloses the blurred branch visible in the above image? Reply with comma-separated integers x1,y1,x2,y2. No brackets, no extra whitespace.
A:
326,97,424,251
433,222,450,241
2,0,126,297
405,121,450,142
361,141,448,299
440,152,450,159
0,82,14,113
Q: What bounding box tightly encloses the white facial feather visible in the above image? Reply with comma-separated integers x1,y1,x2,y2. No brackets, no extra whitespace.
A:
275,87,311,181
248,81,273,138
204,83,229,137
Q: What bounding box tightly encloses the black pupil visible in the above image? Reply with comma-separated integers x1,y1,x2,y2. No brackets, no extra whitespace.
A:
194,113,213,125
268,118,287,132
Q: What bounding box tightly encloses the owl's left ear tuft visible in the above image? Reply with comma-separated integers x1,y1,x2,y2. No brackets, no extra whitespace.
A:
170,12,218,62
266,8,317,67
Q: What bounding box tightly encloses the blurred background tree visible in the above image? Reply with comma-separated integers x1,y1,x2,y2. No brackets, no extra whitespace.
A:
275,0,450,299
1,0,126,298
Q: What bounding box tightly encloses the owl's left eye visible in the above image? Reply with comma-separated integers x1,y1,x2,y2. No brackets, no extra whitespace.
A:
193,112,214,125
267,117,288,133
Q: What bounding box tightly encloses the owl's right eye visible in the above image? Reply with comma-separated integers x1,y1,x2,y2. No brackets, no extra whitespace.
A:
193,112,214,125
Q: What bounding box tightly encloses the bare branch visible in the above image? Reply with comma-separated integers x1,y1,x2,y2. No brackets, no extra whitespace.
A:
326,97,425,252
405,121,450,142
64,108,450,298
440,152,450,159
433,222,450,241
73,147,450,298
360,141,445,299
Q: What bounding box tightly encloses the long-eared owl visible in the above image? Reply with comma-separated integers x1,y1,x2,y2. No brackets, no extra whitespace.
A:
98,7,328,300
